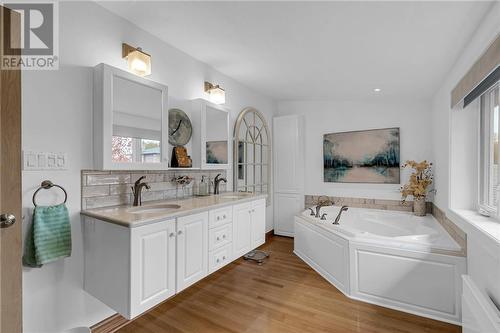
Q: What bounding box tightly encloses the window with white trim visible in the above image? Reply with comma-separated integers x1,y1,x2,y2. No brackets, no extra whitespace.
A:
479,83,500,216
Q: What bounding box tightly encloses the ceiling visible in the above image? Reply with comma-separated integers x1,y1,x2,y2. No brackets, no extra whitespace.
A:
99,1,493,102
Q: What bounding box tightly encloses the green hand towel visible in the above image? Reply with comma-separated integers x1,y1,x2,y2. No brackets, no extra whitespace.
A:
23,203,71,267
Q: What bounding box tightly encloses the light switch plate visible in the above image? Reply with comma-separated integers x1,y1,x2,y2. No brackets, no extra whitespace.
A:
23,151,68,170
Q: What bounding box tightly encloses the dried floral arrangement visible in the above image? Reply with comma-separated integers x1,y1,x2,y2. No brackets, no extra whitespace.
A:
400,160,434,202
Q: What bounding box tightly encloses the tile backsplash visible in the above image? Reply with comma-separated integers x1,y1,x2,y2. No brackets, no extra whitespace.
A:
81,170,227,210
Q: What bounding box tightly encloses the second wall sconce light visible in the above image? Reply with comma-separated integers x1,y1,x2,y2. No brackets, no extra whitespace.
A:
204,81,226,105
122,43,151,77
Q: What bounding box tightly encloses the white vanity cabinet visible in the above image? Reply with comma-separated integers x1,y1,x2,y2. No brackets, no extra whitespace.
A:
82,196,266,320
233,199,266,258
84,217,176,319
176,212,209,292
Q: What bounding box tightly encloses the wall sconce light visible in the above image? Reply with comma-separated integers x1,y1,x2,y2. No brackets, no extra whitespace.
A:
204,81,226,105
122,43,151,76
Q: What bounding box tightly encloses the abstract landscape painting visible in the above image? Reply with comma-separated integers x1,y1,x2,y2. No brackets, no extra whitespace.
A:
206,141,228,164
323,128,400,183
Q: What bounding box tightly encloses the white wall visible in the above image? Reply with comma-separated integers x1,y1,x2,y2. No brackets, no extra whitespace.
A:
22,2,276,332
431,2,500,210
429,1,500,312
276,100,433,200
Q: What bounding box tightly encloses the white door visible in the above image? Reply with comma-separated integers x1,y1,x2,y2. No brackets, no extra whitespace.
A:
251,199,266,248
273,115,304,237
232,202,252,258
130,219,176,317
177,212,209,292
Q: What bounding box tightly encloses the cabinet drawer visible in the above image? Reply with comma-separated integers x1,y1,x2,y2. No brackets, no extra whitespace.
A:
209,223,232,251
208,244,232,274
209,207,233,228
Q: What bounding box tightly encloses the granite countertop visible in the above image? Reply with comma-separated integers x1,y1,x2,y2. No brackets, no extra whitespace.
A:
80,192,267,228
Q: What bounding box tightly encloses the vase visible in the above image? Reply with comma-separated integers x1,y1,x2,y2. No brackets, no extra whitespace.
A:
413,197,426,216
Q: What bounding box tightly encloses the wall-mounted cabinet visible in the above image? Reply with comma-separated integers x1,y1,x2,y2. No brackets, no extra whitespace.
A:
93,63,169,170
93,64,231,171
166,98,231,170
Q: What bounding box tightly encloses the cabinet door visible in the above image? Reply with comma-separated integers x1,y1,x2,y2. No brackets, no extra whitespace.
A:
251,199,266,248
232,202,252,259
130,219,176,318
177,212,209,292
274,192,303,237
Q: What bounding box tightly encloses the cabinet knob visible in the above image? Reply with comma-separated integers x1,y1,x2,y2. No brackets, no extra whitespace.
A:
223,214,226,219
252,209,255,212
177,230,183,235
217,236,220,241
222,234,226,239
216,258,220,263
222,256,226,260
217,216,220,221
169,232,175,238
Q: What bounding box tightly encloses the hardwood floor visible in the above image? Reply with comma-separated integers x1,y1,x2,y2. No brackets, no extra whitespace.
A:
117,236,461,333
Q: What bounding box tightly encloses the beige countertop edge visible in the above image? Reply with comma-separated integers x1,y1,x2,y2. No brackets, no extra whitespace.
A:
81,194,268,228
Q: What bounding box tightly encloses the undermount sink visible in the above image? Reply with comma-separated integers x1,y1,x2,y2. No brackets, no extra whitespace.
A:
127,204,181,214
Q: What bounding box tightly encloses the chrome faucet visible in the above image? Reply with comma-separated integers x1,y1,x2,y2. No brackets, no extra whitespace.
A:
131,176,151,206
333,206,349,225
315,196,333,218
213,174,227,195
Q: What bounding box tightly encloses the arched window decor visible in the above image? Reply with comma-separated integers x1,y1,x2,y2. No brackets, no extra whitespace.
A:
233,107,272,206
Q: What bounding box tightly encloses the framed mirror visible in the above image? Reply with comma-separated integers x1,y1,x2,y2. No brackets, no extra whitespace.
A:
94,64,168,170
233,107,271,205
200,100,230,169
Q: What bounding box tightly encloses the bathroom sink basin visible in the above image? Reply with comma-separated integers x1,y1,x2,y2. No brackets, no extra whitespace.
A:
127,204,181,214
218,195,242,199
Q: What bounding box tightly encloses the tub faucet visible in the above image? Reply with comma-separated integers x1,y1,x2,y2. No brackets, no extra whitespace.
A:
333,206,349,225
132,176,151,206
315,196,333,218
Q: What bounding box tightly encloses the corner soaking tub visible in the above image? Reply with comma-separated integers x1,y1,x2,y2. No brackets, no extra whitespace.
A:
294,206,466,325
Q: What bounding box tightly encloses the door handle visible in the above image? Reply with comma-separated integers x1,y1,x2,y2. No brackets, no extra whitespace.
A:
0,213,16,228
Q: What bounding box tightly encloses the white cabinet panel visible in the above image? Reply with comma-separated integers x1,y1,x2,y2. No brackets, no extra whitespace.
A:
274,193,303,237
209,223,232,251
252,199,266,248
209,206,233,228
273,115,304,193
209,244,232,274
130,220,175,317
294,219,349,293
232,202,253,259
176,212,209,292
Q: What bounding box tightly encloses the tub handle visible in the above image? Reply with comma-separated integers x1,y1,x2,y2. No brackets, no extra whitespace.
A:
320,213,328,220
308,208,315,216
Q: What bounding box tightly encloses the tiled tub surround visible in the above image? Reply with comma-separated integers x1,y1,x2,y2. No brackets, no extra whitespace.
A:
82,170,227,210
304,195,466,255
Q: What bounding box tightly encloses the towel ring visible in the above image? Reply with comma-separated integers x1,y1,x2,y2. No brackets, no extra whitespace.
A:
32,180,68,207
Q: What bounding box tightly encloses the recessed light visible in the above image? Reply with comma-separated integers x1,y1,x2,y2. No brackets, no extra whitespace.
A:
373,88,382,92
